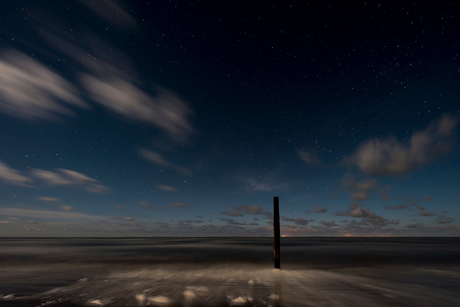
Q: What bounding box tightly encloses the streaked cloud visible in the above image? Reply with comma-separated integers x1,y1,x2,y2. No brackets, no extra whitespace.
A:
424,196,433,202
113,205,126,210
345,115,459,175
32,169,73,185
0,50,87,121
37,17,194,142
0,207,105,221
0,161,32,187
139,148,191,175
156,185,178,192
79,0,136,28
37,197,59,202
82,75,193,140
113,217,136,222
32,168,108,193
281,216,309,226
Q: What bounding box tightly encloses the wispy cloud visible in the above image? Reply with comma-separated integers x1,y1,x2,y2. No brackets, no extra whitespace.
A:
378,186,392,201
336,203,399,227
82,76,193,140
0,207,105,221
221,210,243,217
345,115,459,175
350,191,368,201
315,206,328,213
238,176,287,192
0,161,32,187
139,201,168,211
435,215,454,224
383,204,411,210
419,210,436,217
114,216,136,221
60,205,73,211
0,50,87,120
342,174,378,202
31,168,108,193
171,202,189,209
281,216,309,226
139,148,191,175
320,220,339,227
156,185,178,192
297,150,326,167
36,14,194,142
78,0,136,28
218,217,247,226
37,197,59,202
31,169,72,185
139,201,149,207
234,204,264,214
383,196,424,211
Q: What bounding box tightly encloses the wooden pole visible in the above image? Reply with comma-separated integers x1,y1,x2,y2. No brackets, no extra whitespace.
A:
274,196,280,269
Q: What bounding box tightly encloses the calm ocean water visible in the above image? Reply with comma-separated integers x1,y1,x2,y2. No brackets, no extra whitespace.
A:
1,237,459,306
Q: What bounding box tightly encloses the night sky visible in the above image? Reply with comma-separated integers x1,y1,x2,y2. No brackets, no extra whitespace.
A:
1,0,459,236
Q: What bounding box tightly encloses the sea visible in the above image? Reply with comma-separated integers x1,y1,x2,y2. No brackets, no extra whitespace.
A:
0,237,459,306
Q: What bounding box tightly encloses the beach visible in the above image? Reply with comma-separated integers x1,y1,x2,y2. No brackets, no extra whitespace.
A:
1,237,459,306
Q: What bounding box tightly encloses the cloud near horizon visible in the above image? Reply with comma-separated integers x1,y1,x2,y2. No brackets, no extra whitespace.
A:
345,115,459,175
336,203,399,227
0,207,105,221
281,216,309,226
234,204,265,214
221,210,244,217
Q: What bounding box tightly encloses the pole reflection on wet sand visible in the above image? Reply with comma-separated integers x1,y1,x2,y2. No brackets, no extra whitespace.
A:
274,270,282,307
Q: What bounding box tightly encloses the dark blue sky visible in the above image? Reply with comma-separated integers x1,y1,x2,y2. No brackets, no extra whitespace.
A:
0,0,459,236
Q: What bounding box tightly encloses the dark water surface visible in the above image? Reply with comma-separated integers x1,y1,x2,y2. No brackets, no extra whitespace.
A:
1,237,459,306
